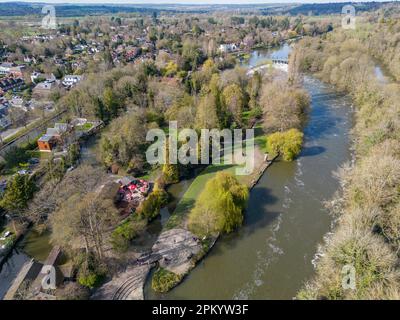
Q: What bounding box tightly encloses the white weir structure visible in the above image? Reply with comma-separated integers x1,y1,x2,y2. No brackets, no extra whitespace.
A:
247,57,289,76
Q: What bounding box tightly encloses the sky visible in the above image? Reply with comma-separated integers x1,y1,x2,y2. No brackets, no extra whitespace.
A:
0,0,395,4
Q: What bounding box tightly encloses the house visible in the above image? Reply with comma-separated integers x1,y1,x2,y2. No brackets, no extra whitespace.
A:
0,63,25,78
10,96,28,111
0,77,25,96
111,34,123,43
125,47,141,62
30,71,43,83
218,43,238,53
37,123,69,152
62,75,82,88
0,99,11,129
37,134,58,152
0,62,13,75
32,78,56,99
24,56,37,64
73,44,87,54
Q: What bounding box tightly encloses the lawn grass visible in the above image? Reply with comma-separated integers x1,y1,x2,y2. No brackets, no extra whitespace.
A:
75,123,93,131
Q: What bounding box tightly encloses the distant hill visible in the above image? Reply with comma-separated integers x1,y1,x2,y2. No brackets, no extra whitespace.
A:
0,2,172,17
0,1,395,17
286,2,391,15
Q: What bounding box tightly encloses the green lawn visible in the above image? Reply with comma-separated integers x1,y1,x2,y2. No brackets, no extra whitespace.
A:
75,123,94,131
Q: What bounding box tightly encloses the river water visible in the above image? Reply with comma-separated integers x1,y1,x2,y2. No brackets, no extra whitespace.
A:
146,45,353,299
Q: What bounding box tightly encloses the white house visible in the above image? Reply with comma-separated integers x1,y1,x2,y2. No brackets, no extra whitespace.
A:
10,96,29,112
62,75,82,88
0,62,13,75
218,43,238,53
30,71,43,83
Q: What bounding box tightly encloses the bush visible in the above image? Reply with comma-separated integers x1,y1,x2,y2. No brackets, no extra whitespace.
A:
162,163,179,184
152,268,182,293
267,128,304,161
137,189,169,221
110,217,146,252
76,255,106,289
248,106,263,120
78,271,101,289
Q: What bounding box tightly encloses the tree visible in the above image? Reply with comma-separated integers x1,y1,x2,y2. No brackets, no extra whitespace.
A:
56,282,90,300
137,188,168,221
103,86,120,120
195,93,220,130
247,71,262,109
0,173,36,213
261,81,309,133
50,191,118,260
188,172,249,237
163,61,178,77
162,163,179,184
182,40,203,71
267,128,304,161
99,112,147,174
222,83,245,126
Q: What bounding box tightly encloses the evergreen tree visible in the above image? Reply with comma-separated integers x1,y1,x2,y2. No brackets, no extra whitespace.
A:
1,174,36,213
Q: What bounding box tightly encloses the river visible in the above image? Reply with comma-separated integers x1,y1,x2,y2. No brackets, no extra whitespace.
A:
145,45,354,299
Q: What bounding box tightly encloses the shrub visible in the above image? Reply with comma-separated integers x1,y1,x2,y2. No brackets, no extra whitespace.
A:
78,271,100,289
76,255,106,289
152,268,182,293
267,128,304,161
110,217,146,252
162,163,179,184
137,189,169,221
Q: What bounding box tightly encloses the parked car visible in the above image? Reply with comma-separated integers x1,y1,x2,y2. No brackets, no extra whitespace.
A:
28,158,40,165
0,230,11,241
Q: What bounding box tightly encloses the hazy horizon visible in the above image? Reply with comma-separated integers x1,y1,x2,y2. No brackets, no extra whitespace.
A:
0,0,395,4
